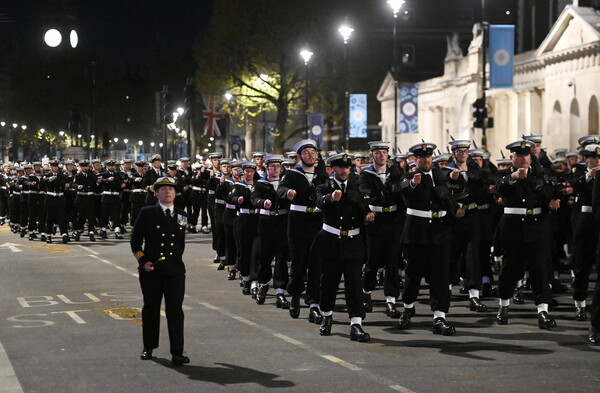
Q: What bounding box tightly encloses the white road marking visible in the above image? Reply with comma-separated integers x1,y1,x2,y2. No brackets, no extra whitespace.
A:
0,340,23,393
77,245,98,255
198,301,415,392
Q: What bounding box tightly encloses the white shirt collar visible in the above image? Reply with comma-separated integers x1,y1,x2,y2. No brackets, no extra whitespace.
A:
158,203,174,214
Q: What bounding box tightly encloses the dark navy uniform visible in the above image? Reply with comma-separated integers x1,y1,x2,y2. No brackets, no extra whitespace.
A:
100,162,124,238
42,162,69,243
26,165,47,240
314,154,370,341
144,156,165,206
131,184,188,361
73,163,98,240
130,162,147,227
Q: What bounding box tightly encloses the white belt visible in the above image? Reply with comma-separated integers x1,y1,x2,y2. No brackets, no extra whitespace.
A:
131,189,146,193
369,204,398,213
322,223,360,237
581,205,593,213
406,208,447,219
226,203,236,209
208,190,216,195
102,191,120,195
28,191,44,194
46,192,64,197
477,203,490,210
459,202,478,211
259,208,289,216
215,198,225,205
22,190,30,194
12,192,21,195
290,204,321,213
503,207,542,216
77,192,95,196
0,186,6,190
192,186,205,191
123,189,132,192
239,208,257,214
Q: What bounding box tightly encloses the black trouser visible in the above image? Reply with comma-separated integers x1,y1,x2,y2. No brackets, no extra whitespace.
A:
206,193,215,229
101,196,121,230
139,273,185,355
9,195,20,224
75,195,96,233
498,235,553,305
449,210,482,290
319,236,365,319
0,190,7,219
28,195,46,233
363,228,401,299
120,191,131,226
571,212,599,302
287,229,321,304
224,214,237,269
19,198,28,228
213,204,226,258
256,215,289,289
190,191,205,227
402,243,451,313
478,207,494,279
236,213,258,278
45,197,68,235
591,255,600,329
130,201,144,227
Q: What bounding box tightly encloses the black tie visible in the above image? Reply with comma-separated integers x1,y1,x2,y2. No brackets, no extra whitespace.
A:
340,183,346,193
165,208,171,218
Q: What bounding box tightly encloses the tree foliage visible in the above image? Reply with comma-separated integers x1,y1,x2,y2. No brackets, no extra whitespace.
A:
194,0,344,152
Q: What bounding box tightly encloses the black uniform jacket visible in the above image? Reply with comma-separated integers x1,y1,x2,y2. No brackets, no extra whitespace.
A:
313,176,367,260
398,167,456,246
131,204,187,277
495,165,552,243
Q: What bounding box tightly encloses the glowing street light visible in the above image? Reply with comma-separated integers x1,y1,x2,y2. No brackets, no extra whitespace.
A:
44,29,62,47
299,49,313,65
40,128,45,134
12,123,17,129
21,125,27,130
70,30,78,48
338,24,354,44
224,92,232,101
59,131,65,136
138,140,143,146
150,142,155,147
0,122,5,127
123,138,129,144
113,137,119,143
387,0,405,18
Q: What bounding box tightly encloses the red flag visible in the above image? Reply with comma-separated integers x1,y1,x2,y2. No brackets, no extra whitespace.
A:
202,100,222,137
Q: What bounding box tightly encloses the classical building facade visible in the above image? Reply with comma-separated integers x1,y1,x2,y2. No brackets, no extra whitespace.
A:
378,5,600,161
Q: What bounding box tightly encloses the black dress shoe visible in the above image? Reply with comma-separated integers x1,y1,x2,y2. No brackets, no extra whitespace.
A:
227,269,236,280
432,317,456,336
140,348,153,360
217,261,225,271
213,254,220,264
115,232,124,239
497,306,509,325
575,307,587,321
289,296,300,319
459,285,468,294
256,284,269,305
29,233,37,241
171,354,190,366
89,233,96,242
74,231,81,241
350,324,370,342
242,281,250,295
46,236,53,244
276,294,290,309
62,234,69,244
538,311,557,330
397,307,415,329
469,297,488,312
100,230,107,239
589,327,600,346
513,287,525,304
251,286,258,300
308,307,323,324
319,315,333,336
40,234,46,242
363,292,373,313
385,302,401,318
20,229,27,238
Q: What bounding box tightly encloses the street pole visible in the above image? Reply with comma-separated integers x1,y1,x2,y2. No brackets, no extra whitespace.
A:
91,61,97,159
162,84,168,161
481,0,488,151
393,14,399,145
305,63,310,139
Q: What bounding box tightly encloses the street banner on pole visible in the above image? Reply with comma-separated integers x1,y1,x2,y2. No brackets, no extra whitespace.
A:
349,94,367,138
399,84,419,133
309,113,324,147
489,25,515,89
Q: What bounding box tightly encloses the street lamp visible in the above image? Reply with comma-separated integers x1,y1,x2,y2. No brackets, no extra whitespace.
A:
388,0,405,146
339,23,354,149
21,125,27,130
299,49,313,138
44,29,62,47
12,123,17,129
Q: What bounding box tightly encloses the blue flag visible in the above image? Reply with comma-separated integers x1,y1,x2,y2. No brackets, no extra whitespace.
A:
489,25,515,89
349,94,367,138
399,84,418,134
309,113,324,147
